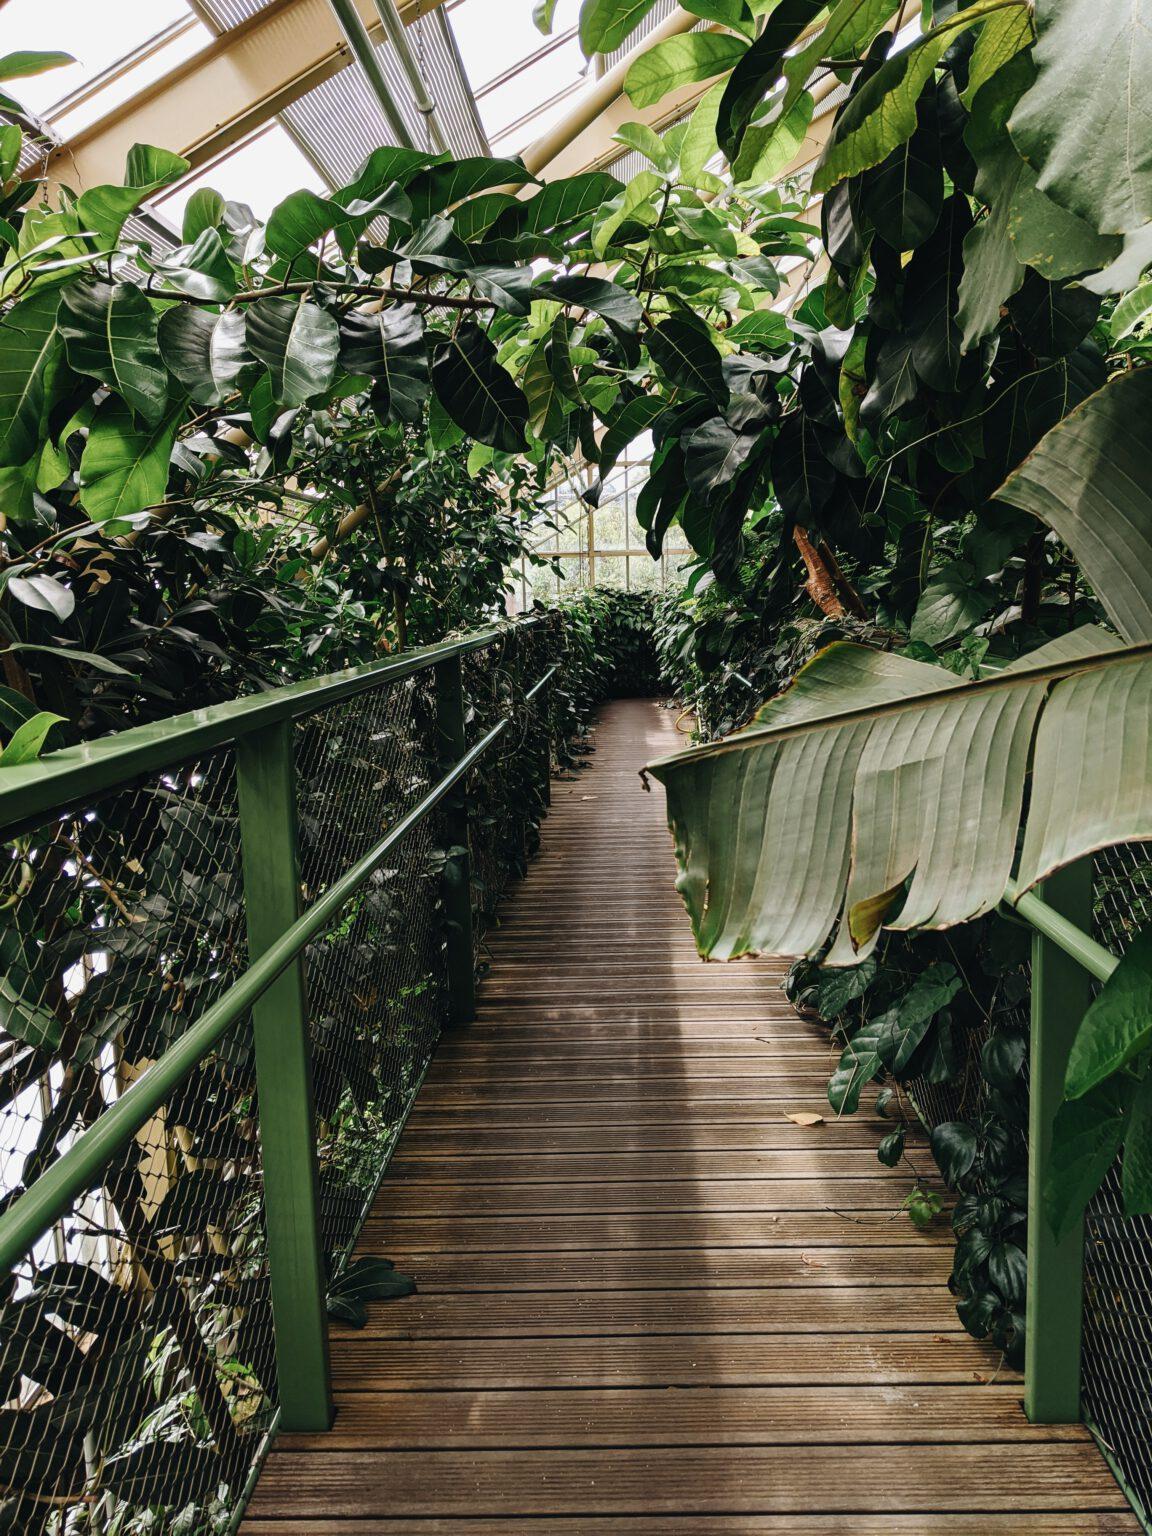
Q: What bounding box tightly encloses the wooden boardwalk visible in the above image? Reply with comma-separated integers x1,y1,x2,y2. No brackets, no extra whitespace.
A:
245,699,1136,1533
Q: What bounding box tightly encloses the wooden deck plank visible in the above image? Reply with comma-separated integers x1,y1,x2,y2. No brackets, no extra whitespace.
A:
243,699,1136,1532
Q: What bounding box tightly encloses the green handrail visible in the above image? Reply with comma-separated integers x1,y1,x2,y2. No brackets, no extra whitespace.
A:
0,619,536,837
0,710,510,1275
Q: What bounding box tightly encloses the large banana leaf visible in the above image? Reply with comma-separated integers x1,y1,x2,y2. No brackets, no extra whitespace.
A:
646,627,1152,963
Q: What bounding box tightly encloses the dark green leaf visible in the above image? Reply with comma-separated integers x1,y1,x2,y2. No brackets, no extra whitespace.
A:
0,288,64,469
930,1120,978,1185
1065,930,1152,1099
716,0,825,158
647,312,728,404
246,296,340,408
1046,1076,1135,1239
431,323,528,453
158,306,250,408
339,304,428,424
58,281,168,425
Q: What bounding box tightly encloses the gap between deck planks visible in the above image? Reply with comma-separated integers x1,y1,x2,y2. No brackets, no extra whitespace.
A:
243,698,1136,1532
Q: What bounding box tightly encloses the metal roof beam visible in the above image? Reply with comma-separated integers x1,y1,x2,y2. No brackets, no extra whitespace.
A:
47,0,449,192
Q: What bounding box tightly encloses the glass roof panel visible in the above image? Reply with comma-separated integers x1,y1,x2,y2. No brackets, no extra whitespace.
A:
4,0,196,118
153,122,328,227
448,0,589,153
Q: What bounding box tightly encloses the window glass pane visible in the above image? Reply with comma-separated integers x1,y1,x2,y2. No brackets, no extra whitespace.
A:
154,123,327,227
593,501,626,550
595,556,628,590
629,553,665,591
3,0,194,117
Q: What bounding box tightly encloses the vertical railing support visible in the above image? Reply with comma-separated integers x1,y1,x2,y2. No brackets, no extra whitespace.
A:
434,654,476,1024
539,673,553,808
236,722,333,1433
1025,857,1094,1423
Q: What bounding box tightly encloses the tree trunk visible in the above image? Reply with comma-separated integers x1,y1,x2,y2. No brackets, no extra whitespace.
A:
793,526,867,619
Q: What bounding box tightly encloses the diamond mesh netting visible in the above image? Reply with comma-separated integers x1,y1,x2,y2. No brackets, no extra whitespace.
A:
1082,842,1152,1524
0,618,563,1534
0,752,276,1531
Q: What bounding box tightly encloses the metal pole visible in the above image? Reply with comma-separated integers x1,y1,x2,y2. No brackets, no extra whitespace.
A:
370,0,448,152
1024,857,1094,1423
327,0,416,148
236,722,333,1434
434,654,477,1024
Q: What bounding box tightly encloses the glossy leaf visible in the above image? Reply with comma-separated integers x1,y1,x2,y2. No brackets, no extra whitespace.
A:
78,398,182,521
158,307,250,408
431,323,528,453
646,312,727,403
58,281,168,425
624,33,748,111
0,288,63,468
716,0,825,158
246,296,340,408
1046,1076,1135,1240
338,304,428,424
1065,931,1152,1100
579,0,662,56
1009,0,1152,237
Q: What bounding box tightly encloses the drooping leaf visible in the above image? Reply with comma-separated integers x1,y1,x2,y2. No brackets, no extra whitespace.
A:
539,274,643,363
245,296,340,408
158,307,250,408
0,288,64,469
596,395,667,487
431,323,528,453
339,304,428,424
814,0,1013,194
716,0,825,159
996,368,1152,645
1008,0,1152,237
910,569,994,647
78,397,182,521
1064,931,1152,1100
404,157,537,223
579,0,663,56
646,629,1143,963
8,573,74,622
0,710,66,765
624,33,748,111
930,1120,978,1185
1121,1070,1152,1217
646,312,728,404
0,975,62,1050
58,281,168,424
1046,1076,1135,1240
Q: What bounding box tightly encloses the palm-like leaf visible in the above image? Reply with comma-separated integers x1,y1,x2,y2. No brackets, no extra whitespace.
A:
647,628,1152,964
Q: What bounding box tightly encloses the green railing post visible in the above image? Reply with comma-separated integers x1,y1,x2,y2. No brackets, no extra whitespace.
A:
1025,857,1094,1424
539,673,552,808
434,654,476,1024
236,722,333,1433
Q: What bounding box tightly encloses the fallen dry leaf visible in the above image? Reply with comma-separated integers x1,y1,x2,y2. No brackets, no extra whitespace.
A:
784,1110,825,1126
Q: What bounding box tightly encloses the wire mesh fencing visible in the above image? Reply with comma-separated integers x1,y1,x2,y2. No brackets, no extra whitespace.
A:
1082,842,1152,1526
0,617,564,1535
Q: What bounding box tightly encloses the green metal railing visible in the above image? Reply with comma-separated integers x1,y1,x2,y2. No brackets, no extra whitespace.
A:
1000,861,1151,1527
0,614,563,1533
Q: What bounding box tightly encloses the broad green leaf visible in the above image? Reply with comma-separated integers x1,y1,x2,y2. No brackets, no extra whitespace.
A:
681,80,725,187
996,369,1152,645
1110,281,1152,341
266,183,410,261
716,0,825,158
0,975,62,1051
1046,1076,1135,1240
124,143,190,190
158,306,250,408
499,172,625,242
646,312,728,403
431,323,528,453
0,50,73,83
0,288,63,469
813,0,1014,193
579,0,662,56
147,227,238,302
732,89,814,187
961,4,1035,106
0,710,65,765
468,263,535,315
58,280,168,424
725,310,790,348
1009,0,1152,237
890,963,962,1071
956,59,1030,350
540,275,643,363
612,121,673,171
534,0,560,32
8,573,74,622
338,304,428,424
910,570,994,647
783,0,901,114
624,33,748,111
78,397,182,520
523,337,567,439
405,157,537,223
592,169,662,258
246,295,340,408
828,1010,897,1113
646,628,1142,962
182,188,226,245
1065,931,1152,1100
684,0,756,37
